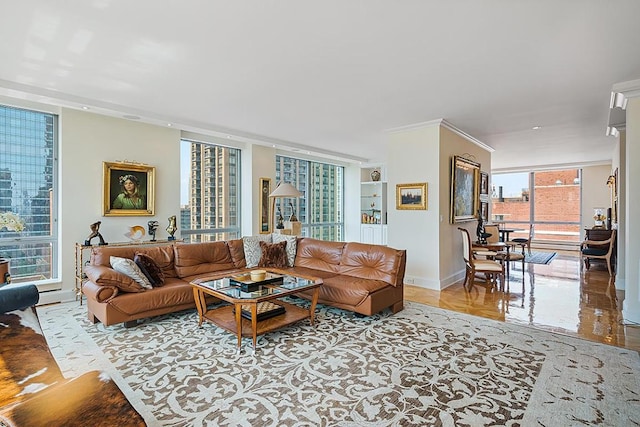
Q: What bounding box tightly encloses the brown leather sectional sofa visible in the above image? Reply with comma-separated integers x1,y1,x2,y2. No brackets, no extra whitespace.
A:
82,237,406,327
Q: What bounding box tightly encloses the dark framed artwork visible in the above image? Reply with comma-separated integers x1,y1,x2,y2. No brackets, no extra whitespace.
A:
480,172,489,195
396,182,427,210
259,177,271,234
480,201,489,222
450,155,480,223
103,161,155,217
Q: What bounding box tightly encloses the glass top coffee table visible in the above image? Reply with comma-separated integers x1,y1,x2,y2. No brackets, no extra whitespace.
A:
190,268,323,351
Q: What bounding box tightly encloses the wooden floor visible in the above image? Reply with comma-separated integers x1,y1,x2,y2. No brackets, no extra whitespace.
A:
404,250,640,352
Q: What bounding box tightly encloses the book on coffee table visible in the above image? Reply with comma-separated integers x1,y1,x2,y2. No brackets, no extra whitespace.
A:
234,301,286,321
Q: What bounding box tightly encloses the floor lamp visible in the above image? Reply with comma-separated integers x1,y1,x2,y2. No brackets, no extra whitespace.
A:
269,182,302,235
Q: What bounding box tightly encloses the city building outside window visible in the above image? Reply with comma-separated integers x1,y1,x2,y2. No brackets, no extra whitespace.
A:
180,139,241,242
491,169,581,243
275,155,344,241
0,104,58,284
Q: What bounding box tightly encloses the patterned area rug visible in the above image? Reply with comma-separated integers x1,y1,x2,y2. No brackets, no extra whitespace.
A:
38,301,639,426
524,251,557,265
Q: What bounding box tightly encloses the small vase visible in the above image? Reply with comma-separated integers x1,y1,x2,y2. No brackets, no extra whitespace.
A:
370,170,381,182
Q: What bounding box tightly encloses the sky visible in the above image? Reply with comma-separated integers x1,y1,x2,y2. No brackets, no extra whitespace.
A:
491,172,529,198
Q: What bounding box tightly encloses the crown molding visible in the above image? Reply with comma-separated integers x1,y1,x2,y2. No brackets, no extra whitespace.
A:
384,118,494,152
612,78,640,98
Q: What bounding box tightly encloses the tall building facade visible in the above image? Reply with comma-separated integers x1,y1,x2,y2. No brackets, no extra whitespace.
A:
276,156,344,241
186,141,240,242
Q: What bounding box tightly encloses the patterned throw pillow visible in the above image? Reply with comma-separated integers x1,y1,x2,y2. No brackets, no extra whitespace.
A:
110,256,153,290
258,240,289,268
242,235,273,268
134,253,165,286
271,233,297,267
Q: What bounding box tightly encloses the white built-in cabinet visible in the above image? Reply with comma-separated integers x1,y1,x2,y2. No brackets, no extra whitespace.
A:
360,167,387,245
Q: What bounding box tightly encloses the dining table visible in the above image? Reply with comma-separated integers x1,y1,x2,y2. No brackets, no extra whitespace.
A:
498,228,524,243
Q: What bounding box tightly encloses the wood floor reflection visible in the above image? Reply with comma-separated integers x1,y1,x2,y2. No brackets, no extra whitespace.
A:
404,251,640,352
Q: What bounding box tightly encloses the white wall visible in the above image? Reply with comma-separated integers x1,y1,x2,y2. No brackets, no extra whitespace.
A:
580,164,613,238
59,109,181,301
387,124,441,288
623,97,640,323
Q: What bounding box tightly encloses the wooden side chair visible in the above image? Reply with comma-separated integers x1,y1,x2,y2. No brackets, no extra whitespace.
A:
580,229,616,276
459,227,505,291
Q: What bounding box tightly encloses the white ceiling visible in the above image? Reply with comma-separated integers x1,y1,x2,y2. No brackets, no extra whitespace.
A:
2,1,639,170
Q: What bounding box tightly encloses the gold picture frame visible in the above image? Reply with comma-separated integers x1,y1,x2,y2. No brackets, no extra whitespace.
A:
259,177,271,234
450,155,480,223
396,182,427,210
103,161,155,216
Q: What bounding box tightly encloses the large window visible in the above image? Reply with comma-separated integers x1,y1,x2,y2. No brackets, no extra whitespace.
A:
180,139,241,242
275,155,344,241
491,169,581,243
0,104,58,283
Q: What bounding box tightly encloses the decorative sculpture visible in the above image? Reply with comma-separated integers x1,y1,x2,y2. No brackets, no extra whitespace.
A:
147,220,159,241
84,221,107,246
166,215,177,240
476,210,491,245
276,207,285,229
288,202,298,222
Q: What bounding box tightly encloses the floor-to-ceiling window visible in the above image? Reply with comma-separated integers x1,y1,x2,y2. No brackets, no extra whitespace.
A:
275,155,344,241
0,104,58,283
491,169,581,244
180,139,241,242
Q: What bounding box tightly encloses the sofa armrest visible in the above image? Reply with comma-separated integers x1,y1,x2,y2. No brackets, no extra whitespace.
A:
0,284,39,314
84,265,144,293
82,281,119,303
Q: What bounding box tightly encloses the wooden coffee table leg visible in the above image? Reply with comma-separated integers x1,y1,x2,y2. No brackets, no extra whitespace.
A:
193,288,204,327
251,304,258,350
234,303,243,351
309,287,320,326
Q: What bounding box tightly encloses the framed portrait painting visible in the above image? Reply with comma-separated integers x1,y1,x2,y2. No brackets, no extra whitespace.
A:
396,182,427,210
259,177,271,234
450,155,480,223
103,161,155,216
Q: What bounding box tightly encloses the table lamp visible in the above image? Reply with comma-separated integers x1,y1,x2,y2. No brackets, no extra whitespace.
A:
269,182,302,234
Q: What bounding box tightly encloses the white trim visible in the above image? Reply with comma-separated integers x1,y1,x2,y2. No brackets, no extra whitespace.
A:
385,118,495,153
492,159,611,174
612,78,640,98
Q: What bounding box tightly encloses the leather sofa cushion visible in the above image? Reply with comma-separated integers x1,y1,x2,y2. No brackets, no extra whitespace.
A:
107,279,196,315
91,246,177,278
294,239,345,273
320,275,391,307
337,242,404,287
173,241,235,278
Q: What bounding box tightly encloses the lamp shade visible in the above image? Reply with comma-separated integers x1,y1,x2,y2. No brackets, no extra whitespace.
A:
269,182,302,198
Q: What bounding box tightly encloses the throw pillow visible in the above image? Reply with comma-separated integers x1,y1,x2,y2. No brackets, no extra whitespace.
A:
242,234,273,268
271,233,297,267
110,256,153,290
258,240,288,268
134,253,165,286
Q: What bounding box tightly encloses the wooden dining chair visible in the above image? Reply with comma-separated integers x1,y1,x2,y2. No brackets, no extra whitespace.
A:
458,227,505,291
580,229,616,276
509,224,534,255
486,224,525,274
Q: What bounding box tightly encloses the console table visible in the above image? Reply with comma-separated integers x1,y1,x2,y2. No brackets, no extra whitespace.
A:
584,228,617,270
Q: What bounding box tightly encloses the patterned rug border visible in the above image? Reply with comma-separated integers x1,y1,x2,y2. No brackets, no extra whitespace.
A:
38,301,640,426
524,251,557,265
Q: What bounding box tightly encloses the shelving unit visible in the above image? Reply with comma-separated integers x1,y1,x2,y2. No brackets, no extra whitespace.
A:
74,239,179,304
360,167,387,245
